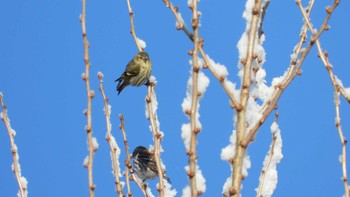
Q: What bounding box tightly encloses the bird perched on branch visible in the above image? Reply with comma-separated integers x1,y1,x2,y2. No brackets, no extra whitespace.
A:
115,51,152,95
131,146,171,183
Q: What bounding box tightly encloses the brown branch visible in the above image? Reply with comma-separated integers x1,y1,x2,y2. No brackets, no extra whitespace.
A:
289,8,349,194
256,113,279,197
199,48,242,110
0,94,27,197
146,84,165,197
126,0,142,52
119,114,147,197
296,11,350,193
187,0,201,196
323,53,349,197
119,114,132,197
231,0,262,196
97,72,124,197
162,0,194,41
161,0,241,110
297,0,349,102
241,0,340,148
80,0,96,196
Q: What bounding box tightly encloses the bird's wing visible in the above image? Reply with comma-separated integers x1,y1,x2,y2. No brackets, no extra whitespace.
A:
124,59,141,77
137,153,154,171
147,159,158,173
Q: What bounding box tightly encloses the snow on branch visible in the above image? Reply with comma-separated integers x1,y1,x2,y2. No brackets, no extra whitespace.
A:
256,114,283,197
181,56,209,196
97,72,124,196
0,93,28,197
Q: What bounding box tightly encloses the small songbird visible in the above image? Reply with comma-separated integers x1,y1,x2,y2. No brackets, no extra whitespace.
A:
131,146,171,183
115,51,152,95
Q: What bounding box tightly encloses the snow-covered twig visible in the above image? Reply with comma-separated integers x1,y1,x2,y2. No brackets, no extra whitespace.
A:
256,113,283,197
0,93,28,197
186,0,202,196
80,0,96,195
146,84,165,197
241,0,340,148
231,0,263,196
160,0,241,110
97,72,124,196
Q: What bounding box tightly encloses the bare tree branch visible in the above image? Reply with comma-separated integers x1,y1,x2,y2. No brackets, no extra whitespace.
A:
98,72,124,197
80,0,96,195
0,94,27,197
146,84,165,196
119,114,147,197
322,52,350,197
126,0,142,52
296,6,349,195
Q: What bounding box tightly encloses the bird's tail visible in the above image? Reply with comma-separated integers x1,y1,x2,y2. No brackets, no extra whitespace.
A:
163,175,171,183
116,81,127,95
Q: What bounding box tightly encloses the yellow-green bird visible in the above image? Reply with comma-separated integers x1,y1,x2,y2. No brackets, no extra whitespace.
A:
115,51,152,95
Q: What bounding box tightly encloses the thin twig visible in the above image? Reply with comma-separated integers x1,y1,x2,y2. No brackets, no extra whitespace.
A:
80,0,96,195
256,113,279,197
258,0,314,115
162,0,194,40
161,0,241,110
199,47,242,110
231,0,262,196
324,53,349,197
146,84,165,197
0,94,27,197
119,114,147,197
98,73,124,197
126,0,142,52
296,0,349,102
119,114,133,197
313,48,350,196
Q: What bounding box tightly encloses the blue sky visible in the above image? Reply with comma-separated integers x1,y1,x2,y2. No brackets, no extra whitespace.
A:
0,0,349,196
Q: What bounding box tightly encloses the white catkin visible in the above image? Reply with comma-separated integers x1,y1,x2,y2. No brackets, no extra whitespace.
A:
137,37,147,49
83,156,89,168
92,137,99,150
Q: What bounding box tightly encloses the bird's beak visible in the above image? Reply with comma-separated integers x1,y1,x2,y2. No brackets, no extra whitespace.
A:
143,58,148,63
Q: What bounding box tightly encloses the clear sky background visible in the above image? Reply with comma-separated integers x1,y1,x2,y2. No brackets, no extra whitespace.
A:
0,0,349,197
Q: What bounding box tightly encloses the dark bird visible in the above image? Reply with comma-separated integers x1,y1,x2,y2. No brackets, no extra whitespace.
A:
132,146,171,183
